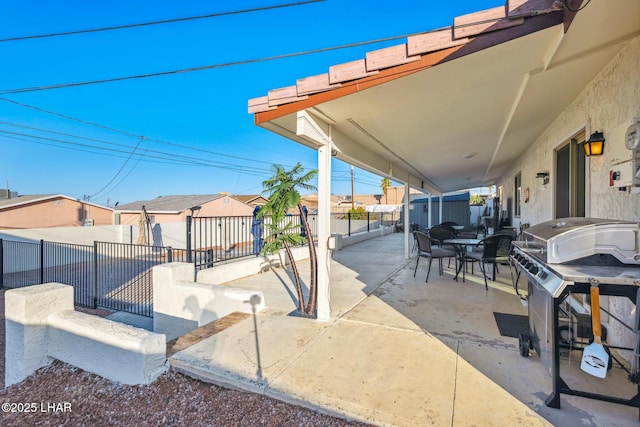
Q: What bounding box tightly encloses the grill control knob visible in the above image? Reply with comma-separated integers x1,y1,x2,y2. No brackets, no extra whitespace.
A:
539,271,548,280
529,265,539,275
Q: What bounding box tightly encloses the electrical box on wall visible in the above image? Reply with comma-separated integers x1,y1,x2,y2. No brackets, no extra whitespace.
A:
608,118,640,193
609,159,633,188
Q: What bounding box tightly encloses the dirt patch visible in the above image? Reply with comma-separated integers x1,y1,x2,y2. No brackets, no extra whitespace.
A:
1,289,369,426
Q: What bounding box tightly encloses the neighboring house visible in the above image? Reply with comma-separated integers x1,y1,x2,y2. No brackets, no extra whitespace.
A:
300,188,420,213
299,194,344,213
0,194,113,229
114,194,255,225
232,194,269,207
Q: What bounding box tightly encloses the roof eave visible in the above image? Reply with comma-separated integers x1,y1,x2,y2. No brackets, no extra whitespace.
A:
254,10,564,126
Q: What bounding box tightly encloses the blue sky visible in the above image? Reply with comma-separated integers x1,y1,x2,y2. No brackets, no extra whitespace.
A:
0,0,499,206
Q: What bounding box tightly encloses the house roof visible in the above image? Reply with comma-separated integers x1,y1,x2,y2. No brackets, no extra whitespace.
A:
248,0,640,194
0,194,112,211
233,195,268,205
116,194,224,213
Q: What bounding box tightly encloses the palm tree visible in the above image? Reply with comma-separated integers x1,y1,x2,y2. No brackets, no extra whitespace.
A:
381,177,391,204
259,163,318,317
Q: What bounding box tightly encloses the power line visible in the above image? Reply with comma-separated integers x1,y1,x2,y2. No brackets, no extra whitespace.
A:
94,148,150,200
0,1,325,43
0,33,414,94
0,99,293,168
89,137,145,199
0,5,563,95
0,129,272,174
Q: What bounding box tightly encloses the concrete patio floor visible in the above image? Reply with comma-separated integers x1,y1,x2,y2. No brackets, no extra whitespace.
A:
170,233,640,426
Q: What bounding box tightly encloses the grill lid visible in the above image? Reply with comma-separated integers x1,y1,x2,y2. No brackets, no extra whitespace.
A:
522,217,640,265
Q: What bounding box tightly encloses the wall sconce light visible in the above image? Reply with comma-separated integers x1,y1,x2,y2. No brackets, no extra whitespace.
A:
536,172,549,185
583,131,605,156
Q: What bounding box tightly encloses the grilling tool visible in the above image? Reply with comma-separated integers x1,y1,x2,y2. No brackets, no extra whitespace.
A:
628,286,640,384
581,280,609,378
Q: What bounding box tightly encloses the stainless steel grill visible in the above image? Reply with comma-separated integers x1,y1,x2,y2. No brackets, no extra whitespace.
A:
511,218,640,297
509,217,640,412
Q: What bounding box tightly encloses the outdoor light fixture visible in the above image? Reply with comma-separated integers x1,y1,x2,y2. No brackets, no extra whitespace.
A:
583,131,605,156
536,172,549,185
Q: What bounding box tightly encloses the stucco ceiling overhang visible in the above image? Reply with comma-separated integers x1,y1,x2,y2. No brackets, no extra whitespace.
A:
251,0,640,195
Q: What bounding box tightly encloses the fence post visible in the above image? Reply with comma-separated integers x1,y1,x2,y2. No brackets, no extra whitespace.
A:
167,247,173,263
39,239,45,284
348,212,352,236
186,215,192,263
93,241,98,309
0,239,3,289
367,212,370,232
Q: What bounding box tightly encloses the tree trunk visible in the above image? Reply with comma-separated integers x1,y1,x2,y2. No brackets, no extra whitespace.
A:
282,239,305,315
299,204,318,316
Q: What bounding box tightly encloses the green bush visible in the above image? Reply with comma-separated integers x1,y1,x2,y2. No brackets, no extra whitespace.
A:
470,194,484,206
346,207,377,220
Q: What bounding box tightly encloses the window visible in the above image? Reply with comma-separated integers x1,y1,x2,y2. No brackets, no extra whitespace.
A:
555,131,586,218
514,172,522,217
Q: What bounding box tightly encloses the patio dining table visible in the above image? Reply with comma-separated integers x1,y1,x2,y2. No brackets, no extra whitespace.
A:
444,238,481,282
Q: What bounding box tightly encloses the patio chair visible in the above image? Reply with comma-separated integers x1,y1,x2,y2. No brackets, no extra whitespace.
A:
413,231,456,282
429,225,455,246
438,221,458,228
410,223,428,252
494,227,517,239
464,233,515,290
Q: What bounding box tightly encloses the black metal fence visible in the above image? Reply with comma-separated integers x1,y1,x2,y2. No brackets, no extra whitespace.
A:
0,238,189,317
1,212,398,316
187,214,318,267
94,242,191,317
186,212,398,267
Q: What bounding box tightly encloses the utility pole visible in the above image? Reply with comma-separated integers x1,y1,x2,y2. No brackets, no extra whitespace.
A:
350,165,355,210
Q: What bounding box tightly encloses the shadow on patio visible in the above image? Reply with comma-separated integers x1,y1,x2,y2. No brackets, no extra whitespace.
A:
172,232,639,426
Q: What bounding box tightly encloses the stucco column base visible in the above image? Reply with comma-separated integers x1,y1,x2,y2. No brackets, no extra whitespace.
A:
5,283,74,387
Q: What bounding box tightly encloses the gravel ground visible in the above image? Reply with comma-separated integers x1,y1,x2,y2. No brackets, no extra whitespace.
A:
0,290,371,427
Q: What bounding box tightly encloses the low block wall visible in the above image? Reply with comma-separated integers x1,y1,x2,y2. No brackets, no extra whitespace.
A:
48,310,167,385
153,263,266,341
196,246,308,285
333,226,394,249
5,283,167,387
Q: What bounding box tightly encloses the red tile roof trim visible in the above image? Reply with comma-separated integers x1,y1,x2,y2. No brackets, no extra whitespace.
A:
250,1,564,122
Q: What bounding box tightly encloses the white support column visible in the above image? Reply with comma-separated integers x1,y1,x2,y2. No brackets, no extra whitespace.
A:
296,110,332,321
404,181,411,259
439,194,443,224
317,142,332,321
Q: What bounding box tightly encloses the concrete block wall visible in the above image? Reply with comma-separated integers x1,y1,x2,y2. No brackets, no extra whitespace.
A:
47,310,167,385
5,283,167,387
196,247,303,285
153,263,266,341
5,284,74,386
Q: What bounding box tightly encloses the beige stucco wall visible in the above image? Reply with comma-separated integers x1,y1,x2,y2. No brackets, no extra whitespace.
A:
498,35,640,228
0,197,113,228
496,35,640,362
